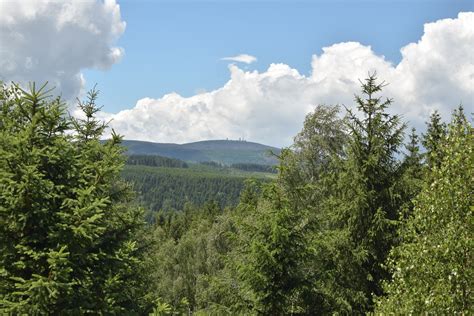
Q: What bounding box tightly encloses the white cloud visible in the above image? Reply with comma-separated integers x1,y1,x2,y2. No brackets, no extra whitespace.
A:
105,12,473,147
0,0,125,100
221,54,257,64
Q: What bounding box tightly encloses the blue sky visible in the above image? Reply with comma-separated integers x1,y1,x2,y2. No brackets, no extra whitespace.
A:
84,0,473,113
1,0,473,146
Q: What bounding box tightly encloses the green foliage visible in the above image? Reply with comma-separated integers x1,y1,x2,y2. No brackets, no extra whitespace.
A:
2,75,469,315
199,161,224,168
295,74,407,313
422,110,447,168
236,183,316,315
277,104,347,232
126,154,189,168
137,76,471,314
122,165,251,214
0,83,147,313
376,108,473,314
230,163,277,173
149,297,189,315
142,201,243,313
279,104,347,191
397,128,424,220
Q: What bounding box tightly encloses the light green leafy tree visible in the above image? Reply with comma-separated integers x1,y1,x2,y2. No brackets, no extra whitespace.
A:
376,108,473,314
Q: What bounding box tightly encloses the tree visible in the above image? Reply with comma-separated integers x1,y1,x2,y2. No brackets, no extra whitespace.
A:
236,183,316,314
377,108,473,314
279,104,347,210
422,110,447,168
318,73,406,312
291,104,347,181
402,128,423,178
397,128,424,219
0,83,147,313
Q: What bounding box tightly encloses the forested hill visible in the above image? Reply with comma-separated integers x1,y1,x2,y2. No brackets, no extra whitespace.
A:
121,139,281,165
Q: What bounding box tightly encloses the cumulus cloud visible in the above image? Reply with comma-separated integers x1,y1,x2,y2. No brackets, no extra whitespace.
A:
0,0,125,100
105,12,473,147
221,54,257,64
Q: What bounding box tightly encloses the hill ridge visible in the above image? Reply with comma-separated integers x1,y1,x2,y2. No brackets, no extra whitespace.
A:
121,139,281,165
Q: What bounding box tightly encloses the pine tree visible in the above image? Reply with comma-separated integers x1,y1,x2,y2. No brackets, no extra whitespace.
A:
0,83,146,313
376,108,473,314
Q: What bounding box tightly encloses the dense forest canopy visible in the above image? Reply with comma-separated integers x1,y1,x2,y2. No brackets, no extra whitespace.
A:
0,76,472,314
126,154,189,169
121,161,274,215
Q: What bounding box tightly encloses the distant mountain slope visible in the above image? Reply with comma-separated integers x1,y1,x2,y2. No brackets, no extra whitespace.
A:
122,164,272,212
122,139,281,165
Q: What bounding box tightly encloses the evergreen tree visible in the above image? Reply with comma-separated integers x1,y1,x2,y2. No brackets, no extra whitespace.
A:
422,110,447,168
402,128,423,178
377,108,473,314
398,128,424,219
320,74,406,312
236,183,315,314
0,83,146,313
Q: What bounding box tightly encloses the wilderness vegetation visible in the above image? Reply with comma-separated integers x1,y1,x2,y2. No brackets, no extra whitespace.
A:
122,159,274,213
0,75,472,314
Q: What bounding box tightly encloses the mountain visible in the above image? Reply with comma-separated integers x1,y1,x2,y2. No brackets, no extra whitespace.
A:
121,139,281,165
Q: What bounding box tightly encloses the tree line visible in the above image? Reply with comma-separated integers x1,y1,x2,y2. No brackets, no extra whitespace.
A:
231,163,277,173
0,76,472,314
126,154,189,169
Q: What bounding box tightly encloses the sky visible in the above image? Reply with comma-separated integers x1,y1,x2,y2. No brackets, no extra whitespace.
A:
1,0,473,147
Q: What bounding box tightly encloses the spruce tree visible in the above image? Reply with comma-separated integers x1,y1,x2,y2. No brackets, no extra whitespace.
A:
377,108,473,314
237,183,315,314
422,110,447,168
402,128,423,178
0,83,146,313
397,128,424,219
320,73,406,312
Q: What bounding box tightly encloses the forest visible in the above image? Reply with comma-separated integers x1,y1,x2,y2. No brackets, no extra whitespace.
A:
122,159,274,213
123,164,248,214
126,154,190,169
0,76,472,315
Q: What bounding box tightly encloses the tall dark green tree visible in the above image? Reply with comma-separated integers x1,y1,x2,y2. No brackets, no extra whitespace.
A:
236,183,315,315
397,128,424,219
0,83,146,313
402,128,423,178
319,74,406,312
422,110,447,168
376,108,473,314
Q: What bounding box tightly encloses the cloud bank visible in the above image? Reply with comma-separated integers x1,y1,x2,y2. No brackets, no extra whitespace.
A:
221,54,257,64
106,12,473,147
0,0,125,100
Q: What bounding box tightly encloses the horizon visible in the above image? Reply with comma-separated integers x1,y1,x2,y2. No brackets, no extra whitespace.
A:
120,138,280,147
